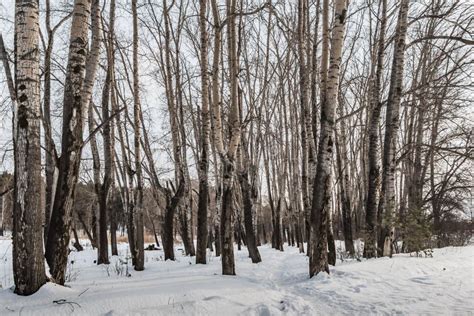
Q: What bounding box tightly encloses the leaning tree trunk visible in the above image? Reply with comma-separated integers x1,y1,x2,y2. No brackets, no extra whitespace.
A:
72,225,84,252
42,0,71,244
45,0,100,285
161,0,187,262
309,0,347,278
77,211,96,248
179,205,194,256
89,93,104,262
43,1,55,242
12,0,47,295
239,157,262,263
335,104,355,256
378,0,409,257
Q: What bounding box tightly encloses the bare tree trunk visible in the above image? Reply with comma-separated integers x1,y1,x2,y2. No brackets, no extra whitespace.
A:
77,211,96,248
262,142,276,249
210,0,222,258
336,104,355,256
12,0,47,295
89,98,104,261
132,0,145,271
41,1,70,243
160,0,187,261
45,0,100,285
428,102,442,245
122,120,137,266
220,167,236,275
274,198,284,251
364,0,387,259
105,0,118,257
378,0,409,257
174,10,196,257
138,80,185,262
110,200,118,256
335,141,354,256
238,148,262,263
179,205,194,256
0,37,14,240
196,0,211,265
0,194,4,237
95,0,111,265
217,0,242,275
83,5,108,262
298,0,311,257
309,0,347,278
214,224,221,255
327,208,337,266
91,200,99,249
43,0,54,242
72,225,84,252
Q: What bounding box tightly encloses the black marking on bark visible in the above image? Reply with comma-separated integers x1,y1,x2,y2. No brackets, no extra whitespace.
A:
72,37,85,45
327,137,333,152
20,2,38,10
339,9,347,24
18,104,28,128
18,94,28,103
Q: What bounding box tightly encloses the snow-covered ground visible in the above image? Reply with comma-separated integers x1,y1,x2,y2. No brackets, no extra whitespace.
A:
0,238,473,315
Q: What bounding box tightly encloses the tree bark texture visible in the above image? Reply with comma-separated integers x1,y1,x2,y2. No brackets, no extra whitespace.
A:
13,0,47,295
132,0,145,271
45,0,99,285
309,0,347,278
196,0,210,265
378,0,409,257
364,0,387,259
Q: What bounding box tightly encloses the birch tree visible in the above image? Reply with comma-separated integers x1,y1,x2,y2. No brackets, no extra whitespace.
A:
378,0,409,257
42,1,70,241
132,0,145,271
310,0,348,278
196,0,210,264
105,0,118,256
364,0,387,259
209,0,243,275
45,0,101,284
12,0,47,295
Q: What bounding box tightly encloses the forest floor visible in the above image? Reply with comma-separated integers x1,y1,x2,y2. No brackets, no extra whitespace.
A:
0,238,473,315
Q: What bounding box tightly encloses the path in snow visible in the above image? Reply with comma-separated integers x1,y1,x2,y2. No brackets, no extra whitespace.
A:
0,239,473,315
